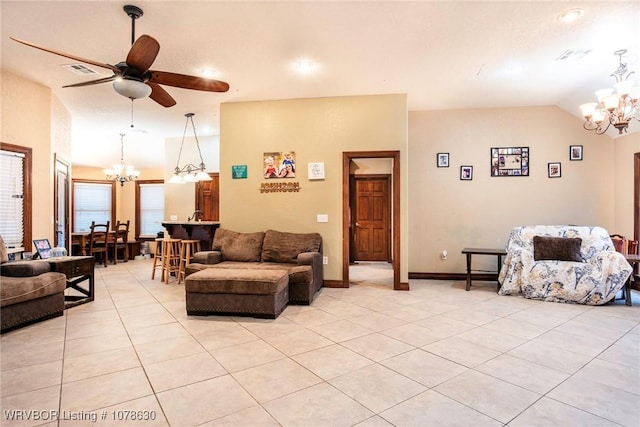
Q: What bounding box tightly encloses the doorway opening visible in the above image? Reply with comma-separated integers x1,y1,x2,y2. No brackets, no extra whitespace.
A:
342,151,402,290
54,154,70,250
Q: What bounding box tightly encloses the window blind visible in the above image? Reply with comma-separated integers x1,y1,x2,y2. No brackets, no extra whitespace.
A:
73,183,112,232
139,183,164,238
0,150,25,248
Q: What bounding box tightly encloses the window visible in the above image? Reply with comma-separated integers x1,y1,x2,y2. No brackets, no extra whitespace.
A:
136,180,164,239
72,180,115,232
0,144,32,250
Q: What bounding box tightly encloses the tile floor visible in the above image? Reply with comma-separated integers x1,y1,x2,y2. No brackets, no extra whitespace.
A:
1,260,639,427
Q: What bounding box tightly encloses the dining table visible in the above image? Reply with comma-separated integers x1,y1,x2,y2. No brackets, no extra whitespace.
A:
71,231,115,256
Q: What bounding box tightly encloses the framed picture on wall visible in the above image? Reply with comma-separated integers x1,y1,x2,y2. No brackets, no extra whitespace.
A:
437,153,449,168
460,165,473,180
548,162,561,178
570,145,583,161
490,146,529,176
264,151,296,178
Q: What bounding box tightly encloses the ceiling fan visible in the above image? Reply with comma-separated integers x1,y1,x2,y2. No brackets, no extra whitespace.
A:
10,4,229,108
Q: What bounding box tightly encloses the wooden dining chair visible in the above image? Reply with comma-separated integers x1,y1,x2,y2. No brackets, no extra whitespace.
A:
110,220,130,264
89,221,110,267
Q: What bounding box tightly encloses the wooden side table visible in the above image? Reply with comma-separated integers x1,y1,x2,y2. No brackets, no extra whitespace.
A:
47,256,95,308
461,248,507,292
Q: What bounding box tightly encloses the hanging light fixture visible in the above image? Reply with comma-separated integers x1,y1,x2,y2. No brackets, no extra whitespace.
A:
169,113,213,184
104,133,140,186
579,49,640,135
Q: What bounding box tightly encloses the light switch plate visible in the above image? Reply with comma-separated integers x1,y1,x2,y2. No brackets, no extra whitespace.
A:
317,214,329,223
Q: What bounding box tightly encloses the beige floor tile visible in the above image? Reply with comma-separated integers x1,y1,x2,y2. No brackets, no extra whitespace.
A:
198,405,279,426
58,395,168,426
381,348,468,387
483,317,550,340
573,358,640,394
134,335,205,365
597,333,640,369
209,339,285,373
261,327,333,356
1,360,62,398
64,319,126,341
120,311,177,330
507,340,593,374
144,352,227,392
63,346,140,383
292,344,373,380
311,298,375,318
571,310,639,332
194,323,260,351
547,375,640,426
282,306,340,327
308,319,374,342
346,312,407,332
60,367,153,413
353,415,394,426
380,323,445,347
64,330,132,359
0,385,60,427
1,339,64,371
328,363,426,413
264,382,373,426
232,358,322,403
509,396,622,427
455,325,526,353
441,307,501,326
341,332,415,362
379,389,502,427
379,305,434,322
434,370,540,424
422,336,501,368
157,375,256,426
531,329,619,357
412,315,476,338
126,321,191,345
475,354,569,394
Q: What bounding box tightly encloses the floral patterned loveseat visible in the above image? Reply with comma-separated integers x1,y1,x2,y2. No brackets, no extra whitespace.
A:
498,225,631,305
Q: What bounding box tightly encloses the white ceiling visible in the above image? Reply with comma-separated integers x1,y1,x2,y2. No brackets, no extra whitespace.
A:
2,1,639,168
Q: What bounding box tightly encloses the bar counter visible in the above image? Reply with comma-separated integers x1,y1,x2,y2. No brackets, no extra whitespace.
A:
161,221,221,251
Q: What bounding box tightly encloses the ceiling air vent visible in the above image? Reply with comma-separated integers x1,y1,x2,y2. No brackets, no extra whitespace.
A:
556,49,592,61
62,63,99,75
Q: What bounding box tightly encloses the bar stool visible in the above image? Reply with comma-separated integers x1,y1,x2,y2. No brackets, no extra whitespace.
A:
151,238,165,280
162,238,182,284
178,239,201,284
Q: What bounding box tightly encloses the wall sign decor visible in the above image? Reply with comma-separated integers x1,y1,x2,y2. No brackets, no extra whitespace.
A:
231,165,247,179
264,151,296,178
569,145,583,161
437,153,449,168
308,162,325,180
460,165,473,180
260,182,300,193
548,162,561,178
491,146,529,176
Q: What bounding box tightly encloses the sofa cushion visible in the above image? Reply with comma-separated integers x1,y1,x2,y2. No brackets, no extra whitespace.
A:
533,236,583,262
212,228,264,262
262,230,322,263
0,234,8,264
185,268,288,295
0,272,66,307
1,260,51,277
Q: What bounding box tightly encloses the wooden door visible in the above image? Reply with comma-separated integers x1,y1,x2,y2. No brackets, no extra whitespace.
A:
353,175,391,262
195,173,220,221
54,155,70,250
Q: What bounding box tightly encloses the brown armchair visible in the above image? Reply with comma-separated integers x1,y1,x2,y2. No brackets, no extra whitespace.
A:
0,235,66,332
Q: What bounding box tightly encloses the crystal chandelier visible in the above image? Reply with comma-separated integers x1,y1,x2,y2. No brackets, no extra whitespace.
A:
104,133,140,186
579,49,640,135
169,113,212,184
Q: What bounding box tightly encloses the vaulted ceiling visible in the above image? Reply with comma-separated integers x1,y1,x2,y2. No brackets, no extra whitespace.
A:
2,1,639,167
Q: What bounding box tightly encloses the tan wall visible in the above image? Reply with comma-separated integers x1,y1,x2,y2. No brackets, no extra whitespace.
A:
1,71,70,246
219,94,408,282
408,106,616,274
614,132,640,238
71,165,164,238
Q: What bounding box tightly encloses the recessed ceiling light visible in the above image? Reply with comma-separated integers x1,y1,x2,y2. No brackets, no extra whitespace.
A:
558,8,584,23
291,58,319,75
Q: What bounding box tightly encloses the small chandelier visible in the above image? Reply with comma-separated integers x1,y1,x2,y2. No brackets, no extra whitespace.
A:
169,113,212,184
104,133,140,186
579,49,640,135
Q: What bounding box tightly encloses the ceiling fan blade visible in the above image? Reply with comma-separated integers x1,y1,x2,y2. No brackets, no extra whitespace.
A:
62,75,116,88
126,35,160,73
149,70,229,92
10,37,120,73
147,82,176,107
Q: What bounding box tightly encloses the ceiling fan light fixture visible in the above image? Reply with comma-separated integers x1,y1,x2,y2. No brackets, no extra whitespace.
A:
113,78,151,99
558,8,583,23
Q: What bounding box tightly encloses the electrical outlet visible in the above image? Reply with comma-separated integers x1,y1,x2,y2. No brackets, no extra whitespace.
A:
323,256,328,265
317,214,329,223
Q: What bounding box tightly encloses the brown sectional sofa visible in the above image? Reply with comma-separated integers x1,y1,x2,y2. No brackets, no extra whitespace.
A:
0,235,67,332
184,228,323,317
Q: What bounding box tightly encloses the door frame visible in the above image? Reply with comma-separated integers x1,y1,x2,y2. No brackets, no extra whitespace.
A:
53,154,70,250
342,151,401,290
635,153,640,242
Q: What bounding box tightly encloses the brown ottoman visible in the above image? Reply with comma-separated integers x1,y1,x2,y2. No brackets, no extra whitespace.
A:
185,268,289,319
